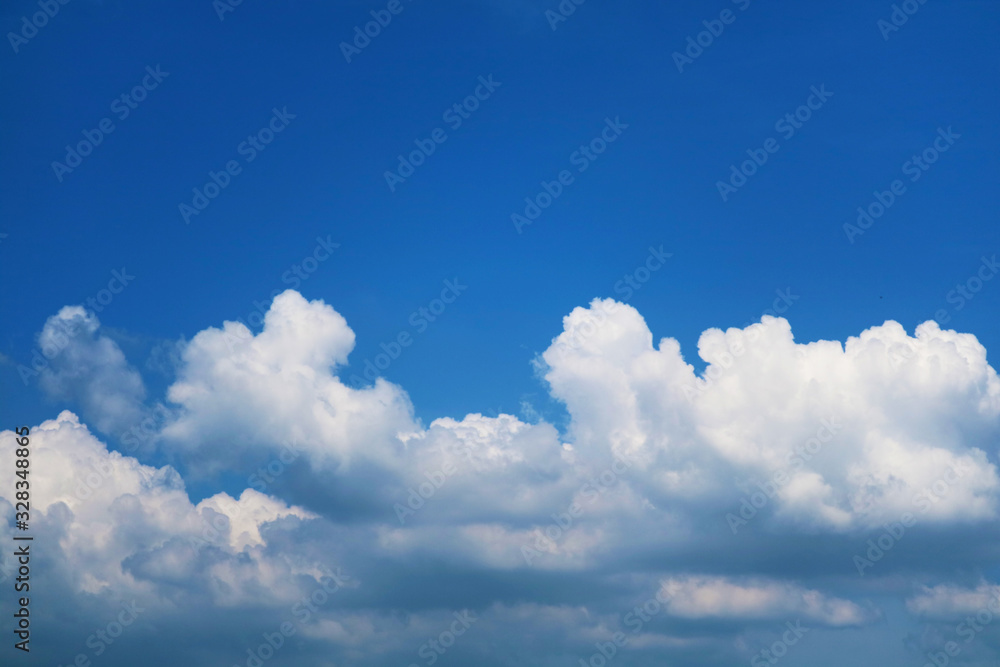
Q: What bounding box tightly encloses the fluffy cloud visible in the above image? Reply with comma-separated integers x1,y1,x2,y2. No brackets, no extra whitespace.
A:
160,292,578,528
4,411,318,595
6,292,1000,666
37,307,147,436
542,300,1000,532
162,290,416,475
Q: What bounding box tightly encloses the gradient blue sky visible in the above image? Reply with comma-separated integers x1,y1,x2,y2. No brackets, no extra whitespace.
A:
2,1,1000,666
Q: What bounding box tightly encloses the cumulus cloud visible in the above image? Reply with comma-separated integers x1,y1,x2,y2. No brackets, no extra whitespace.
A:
162,290,416,474
0,412,321,607
37,307,147,436
160,292,576,526
541,299,1000,531
8,292,1000,665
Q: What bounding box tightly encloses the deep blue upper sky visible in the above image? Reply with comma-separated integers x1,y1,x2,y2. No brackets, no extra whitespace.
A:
2,0,998,430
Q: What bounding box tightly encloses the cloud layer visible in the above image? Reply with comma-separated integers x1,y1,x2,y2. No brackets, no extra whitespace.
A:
4,291,1000,666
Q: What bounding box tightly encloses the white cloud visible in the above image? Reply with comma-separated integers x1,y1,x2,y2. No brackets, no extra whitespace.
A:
37,306,146,435
0,411,320,608
660,576,873,626
906,581,1000,618
11,291,1000,665
541,299,1000,531
162,290,416,474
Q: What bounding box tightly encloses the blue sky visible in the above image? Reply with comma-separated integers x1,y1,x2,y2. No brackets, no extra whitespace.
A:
2,0,998,426
2,1,1000,666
